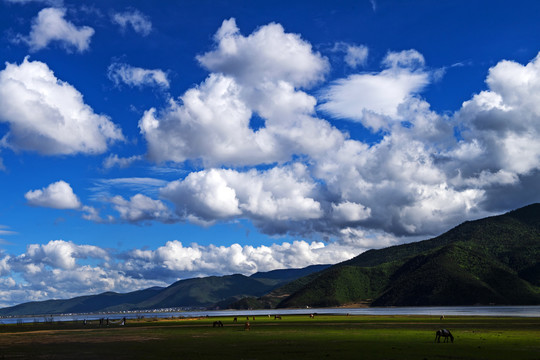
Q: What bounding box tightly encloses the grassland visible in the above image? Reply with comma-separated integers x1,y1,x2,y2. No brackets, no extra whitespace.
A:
0,314,538,359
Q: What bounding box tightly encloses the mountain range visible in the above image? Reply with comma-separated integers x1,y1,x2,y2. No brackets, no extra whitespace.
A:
275,203,540,308
1,204,539,316
0,265,330,316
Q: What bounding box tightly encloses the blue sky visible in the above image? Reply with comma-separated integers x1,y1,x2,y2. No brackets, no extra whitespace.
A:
1,0,540,307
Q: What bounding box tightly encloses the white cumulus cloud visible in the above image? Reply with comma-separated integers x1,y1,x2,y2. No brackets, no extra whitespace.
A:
25,181,81,209
121,239,357,279
140,19,343,167
197,18,328,88
161,165,323,231
121,22,540,249
454,52,540,177
0,58,124,155
319,49,430,129
21,7,94,52
23,240,107,270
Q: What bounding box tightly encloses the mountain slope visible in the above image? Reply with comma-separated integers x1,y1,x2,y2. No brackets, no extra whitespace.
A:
137,274,275,309
373,243,540,306
278,203,540,308
0,287,164,316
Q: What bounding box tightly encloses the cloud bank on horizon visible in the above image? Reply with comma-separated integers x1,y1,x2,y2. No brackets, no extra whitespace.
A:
0,0,539,307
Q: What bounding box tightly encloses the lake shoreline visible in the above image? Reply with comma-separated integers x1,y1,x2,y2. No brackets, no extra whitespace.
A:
1,305,539,324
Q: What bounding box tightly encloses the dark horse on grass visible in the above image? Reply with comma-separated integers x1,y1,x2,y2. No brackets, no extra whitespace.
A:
435,329,454,343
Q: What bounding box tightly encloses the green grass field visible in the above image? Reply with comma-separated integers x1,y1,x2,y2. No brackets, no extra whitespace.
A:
0,315,538,359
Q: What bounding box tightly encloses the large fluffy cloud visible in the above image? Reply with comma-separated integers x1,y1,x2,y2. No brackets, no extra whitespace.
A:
443,53,540,212
23,240,108,270
161,165,323,230
21,7,94,52
197,18,328,88
140,19,342,167
121,240,355,279
25,180,81,209
319,50,430,130
135,20,489,242
0,58,124,155
113,22,540,257
140,74,273,165
453,53,540,178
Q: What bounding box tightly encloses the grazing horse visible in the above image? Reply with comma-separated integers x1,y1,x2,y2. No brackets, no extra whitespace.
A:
244,321,251,331
233,317,237,323
213,321,224,327
309,314,314,319
435,329,454,343
274,315,282,320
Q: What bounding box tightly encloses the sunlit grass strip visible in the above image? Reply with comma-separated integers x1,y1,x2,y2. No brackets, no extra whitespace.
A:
0,315,538,359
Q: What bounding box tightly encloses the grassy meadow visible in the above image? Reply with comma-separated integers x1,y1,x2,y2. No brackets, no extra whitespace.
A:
0,314,538,359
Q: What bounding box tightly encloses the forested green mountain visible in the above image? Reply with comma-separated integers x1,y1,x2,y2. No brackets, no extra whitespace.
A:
277,203,540,307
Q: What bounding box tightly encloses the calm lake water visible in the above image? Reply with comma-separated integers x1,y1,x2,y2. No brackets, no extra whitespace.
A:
1,305,539,324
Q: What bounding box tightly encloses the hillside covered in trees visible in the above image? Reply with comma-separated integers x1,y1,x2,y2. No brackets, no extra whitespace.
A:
271,203,540,308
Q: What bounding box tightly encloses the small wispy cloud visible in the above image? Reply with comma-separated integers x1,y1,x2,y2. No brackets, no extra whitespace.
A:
103,154,143,169
111,9,152,36
108,63,169,89
0,225,16,236
332,42,369,68
90,177,169,200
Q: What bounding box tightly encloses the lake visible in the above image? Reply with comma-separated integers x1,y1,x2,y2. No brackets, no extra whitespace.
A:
1,305,539,324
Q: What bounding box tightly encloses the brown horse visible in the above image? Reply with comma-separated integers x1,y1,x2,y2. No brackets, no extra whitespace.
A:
435,329,454,343
244,321,251,331
274,315,282,320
